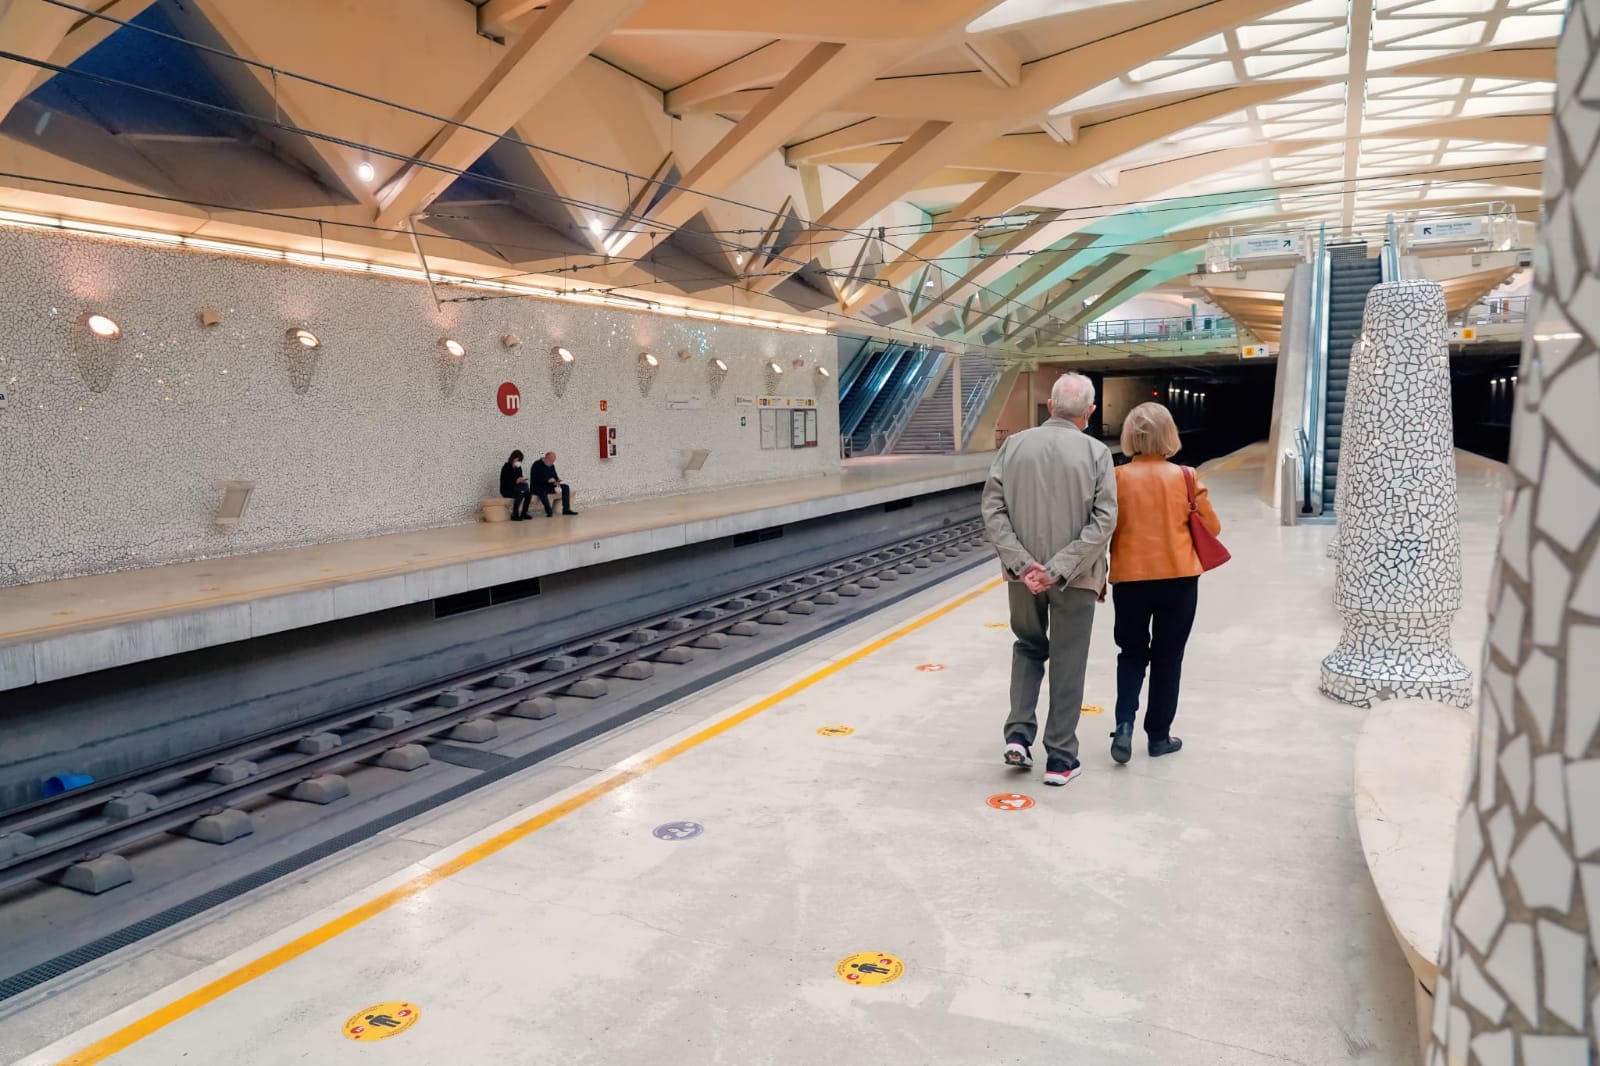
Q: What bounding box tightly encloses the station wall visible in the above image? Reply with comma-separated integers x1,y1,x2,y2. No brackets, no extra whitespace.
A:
0,227,839,587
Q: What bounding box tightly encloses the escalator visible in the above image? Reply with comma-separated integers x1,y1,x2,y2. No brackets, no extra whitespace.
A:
1320,252,1382,514
850,353,918,454
839,343,905,441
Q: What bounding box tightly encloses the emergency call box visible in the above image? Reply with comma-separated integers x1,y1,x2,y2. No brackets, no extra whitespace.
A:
598,425,617,459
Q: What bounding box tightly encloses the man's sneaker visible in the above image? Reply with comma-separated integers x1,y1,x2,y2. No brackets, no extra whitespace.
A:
1149,736,1184,758
1003,737,1033,770
1042,759,1083,786
1110,723,1133,765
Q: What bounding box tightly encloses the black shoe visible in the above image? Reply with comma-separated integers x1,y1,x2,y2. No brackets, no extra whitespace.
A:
510,514,525,521
1149,736,1184,758
1003,735,1032,770
1110,724,1133,765
562,509,579,516
543,510,555,518
1042,758,1083,786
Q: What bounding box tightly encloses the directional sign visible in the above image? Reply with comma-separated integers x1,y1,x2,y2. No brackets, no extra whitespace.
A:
1412,218,1483,243
986,793,1036,811
1233,233,1300,261
652,821,704,841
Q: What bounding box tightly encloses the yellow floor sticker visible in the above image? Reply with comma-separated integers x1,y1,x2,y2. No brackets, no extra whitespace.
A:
983,622,1009,629
1081,704,1105,716
836,953,905,986
342,1002,420,1041
817,725,854,737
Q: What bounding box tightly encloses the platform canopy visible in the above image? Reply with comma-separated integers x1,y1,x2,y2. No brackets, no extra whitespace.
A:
0,0,1554,353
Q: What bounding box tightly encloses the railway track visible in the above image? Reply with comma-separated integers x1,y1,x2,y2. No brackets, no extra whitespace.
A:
0,519,987,905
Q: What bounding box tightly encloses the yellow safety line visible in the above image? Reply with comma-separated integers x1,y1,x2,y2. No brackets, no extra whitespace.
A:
52,577,1004,1065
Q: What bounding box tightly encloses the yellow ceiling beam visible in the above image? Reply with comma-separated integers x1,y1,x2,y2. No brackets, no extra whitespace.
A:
20,0,155,97
0,0,80,124
614,0,1006,40
666,40,815,114
1387,45,1556,82
374,0,645,230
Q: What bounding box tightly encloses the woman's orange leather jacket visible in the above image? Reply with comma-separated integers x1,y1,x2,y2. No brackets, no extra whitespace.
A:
1109,455,1223,584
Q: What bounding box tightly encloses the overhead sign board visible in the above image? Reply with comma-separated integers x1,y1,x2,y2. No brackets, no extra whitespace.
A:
1240,342,1275,360
1412,218,1483,244
1233,233,1300,261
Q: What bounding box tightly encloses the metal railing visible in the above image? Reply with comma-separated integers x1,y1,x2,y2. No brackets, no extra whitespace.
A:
1381,214,1400,282
959,364,1003,449
1080,315,1237,345
840,342,905,439
1453,294,1529,326
1204,223,1314,273
1302,222,1332,517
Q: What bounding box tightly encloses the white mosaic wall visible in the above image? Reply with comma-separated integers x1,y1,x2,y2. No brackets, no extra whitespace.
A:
1430,2,1600,1061
0,227,838,587
1321,279,1473,708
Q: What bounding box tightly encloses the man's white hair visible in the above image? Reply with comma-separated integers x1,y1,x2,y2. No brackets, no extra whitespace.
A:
1049,372,1096,419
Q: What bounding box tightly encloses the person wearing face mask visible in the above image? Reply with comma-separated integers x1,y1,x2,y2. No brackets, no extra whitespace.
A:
499,450,534,521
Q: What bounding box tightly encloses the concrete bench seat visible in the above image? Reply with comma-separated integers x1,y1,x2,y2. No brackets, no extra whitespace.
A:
1353,697,1475,1062
480,497,511,522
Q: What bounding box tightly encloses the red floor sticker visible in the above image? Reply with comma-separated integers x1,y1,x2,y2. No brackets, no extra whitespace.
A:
986,793,1035,811
915,663,945,672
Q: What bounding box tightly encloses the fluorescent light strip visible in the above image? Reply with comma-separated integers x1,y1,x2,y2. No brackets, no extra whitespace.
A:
0,209,828,336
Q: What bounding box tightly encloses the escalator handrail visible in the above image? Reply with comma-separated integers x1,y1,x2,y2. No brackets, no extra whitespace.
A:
871,349,948,454
835,338,876,399
1303,223,1332,517
840,344,905,437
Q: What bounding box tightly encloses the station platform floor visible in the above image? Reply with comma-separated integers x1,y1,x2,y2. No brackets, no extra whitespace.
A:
0,453,991,692
4,451,1507,1066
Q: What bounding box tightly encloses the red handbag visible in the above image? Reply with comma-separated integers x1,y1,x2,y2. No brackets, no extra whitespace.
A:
1182,467,1231,572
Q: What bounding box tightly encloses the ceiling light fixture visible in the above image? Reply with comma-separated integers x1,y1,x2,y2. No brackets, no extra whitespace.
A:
82,312,121,339
287,327,320,349
441,338,465,358
588,218,605,235
356,161,376,184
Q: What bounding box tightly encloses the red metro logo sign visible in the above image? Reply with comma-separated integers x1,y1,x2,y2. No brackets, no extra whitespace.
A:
496,382,521,416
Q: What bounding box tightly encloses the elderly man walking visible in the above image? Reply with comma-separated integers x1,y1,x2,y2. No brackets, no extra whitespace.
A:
982,372,1117,786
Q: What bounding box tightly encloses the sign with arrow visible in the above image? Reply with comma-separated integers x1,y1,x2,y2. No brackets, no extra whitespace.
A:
1412,218,1482,243
1233,233,1301,261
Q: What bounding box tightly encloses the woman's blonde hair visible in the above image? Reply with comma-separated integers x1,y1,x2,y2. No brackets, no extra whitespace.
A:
1120,401,1182,458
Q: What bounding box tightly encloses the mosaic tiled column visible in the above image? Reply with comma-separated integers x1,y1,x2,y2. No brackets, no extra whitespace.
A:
1429,2,1600,1061
1320,280,1473,708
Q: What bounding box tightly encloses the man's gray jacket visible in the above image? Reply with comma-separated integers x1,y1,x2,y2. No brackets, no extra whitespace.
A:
981,418,1118,593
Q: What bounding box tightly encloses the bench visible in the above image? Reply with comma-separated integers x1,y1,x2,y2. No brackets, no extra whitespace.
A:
1353,698,1475,1062
480,497,511,523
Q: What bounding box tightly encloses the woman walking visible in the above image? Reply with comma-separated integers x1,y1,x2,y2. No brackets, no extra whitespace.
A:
1107,403,1222,764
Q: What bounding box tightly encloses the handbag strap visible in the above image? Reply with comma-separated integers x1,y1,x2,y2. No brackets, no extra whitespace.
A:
1181,466,1198,513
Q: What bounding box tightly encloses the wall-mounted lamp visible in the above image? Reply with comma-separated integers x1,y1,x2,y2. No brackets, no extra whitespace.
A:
816,366,831,378
287,327,321,349
197,309,222,328
640,351,659,368
502,334,521,349
441,338,466,358
768,361,784,375
82,312,121,339
712,358,728,372
554,346,575,363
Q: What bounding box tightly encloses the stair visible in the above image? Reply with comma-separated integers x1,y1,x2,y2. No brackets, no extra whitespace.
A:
1322,253,1382,513
891,353,1003,455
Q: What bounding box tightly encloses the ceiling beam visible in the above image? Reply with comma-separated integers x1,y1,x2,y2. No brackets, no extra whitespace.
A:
20,0,155,97
785,118,925,165
0,0,80,125
666,40,814,115
374,0,645,230
837,170,1062,315
613,0,1006,39
1387,45,1555,82
908,208,1065,325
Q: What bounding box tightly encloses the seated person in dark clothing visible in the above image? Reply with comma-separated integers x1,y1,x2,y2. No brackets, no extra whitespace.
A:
529,451,578,516
499,450,534,521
